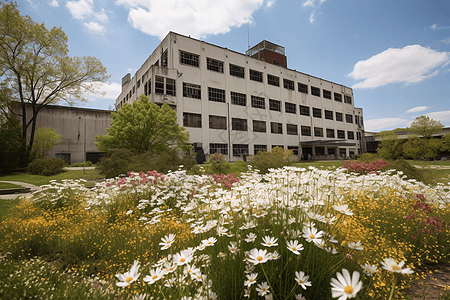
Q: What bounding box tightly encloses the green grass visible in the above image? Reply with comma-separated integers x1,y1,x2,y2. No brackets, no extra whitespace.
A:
293,160,344,169
0,169,103,186
0,197,21,222
0,182,22,189
408,160,450,166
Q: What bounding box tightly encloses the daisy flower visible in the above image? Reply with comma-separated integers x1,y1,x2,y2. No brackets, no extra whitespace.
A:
360,263,378,276
131,294,147,300
295,294,307,300
247,248,270,265
201,237,217,247
287,240,304,255
245,232,257,243
332,204,353,216
381,258,414,274
302,226,324,244
256,282,270,296
115,260,140,287
228,241,239,255
269,250,280,260
143,266,164,285
261,236,278,247
348,241,363,250
173,249,195,266
295,271,312,290
159,234,176,250
330,269,362,299
244,273,258,287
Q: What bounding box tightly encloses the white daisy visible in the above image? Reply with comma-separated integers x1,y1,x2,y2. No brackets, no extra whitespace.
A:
115,260,140,287
261,236,278,247
330,269,363,299
287,240,304,255
256,282,270,296
247,248,270,265
360,263,378,276
244,273,258,287
381,258,414,274
295,271,312,290
245,232,257,243
159,234,176,250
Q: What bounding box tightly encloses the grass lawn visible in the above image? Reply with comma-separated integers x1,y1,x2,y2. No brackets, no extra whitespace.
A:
0,169,103,186
0,197,21,222
0,182,22,189
408,160,450,166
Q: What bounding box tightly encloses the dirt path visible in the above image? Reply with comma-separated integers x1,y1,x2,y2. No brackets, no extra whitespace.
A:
404,263,450,299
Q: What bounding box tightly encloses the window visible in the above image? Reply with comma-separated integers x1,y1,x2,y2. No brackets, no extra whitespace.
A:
336,112,343,122
267,74,279,86
334,93,342,102
253,120,266,133
132,86,135,94
311,86,321,97
357,132,361,140
269,99,281,112
155,76,164,94
285,102,296,114
180,50,199,67
208,87,225,103
298,83,308,94
326,128,335,138
210,143,228,155
207,58,224,73
313,107,322,118
314,127,323,137
137,79,140,88
324,110,333,120
348,131,355,140
166,78,176,96
183,113,201,128
231,92,246,106
254,144,267,155
337,130,345,139
230,64,244,78
232,118,248,131
328,148,336,155
233,144,248,156
316,147,325,155
301,126,311,136
300,105,310,116
346,114,353,123
283,79,294,90
144,79,151,96
287,146,299,156
271,122,283,134
249,69,263,82
323,90,331,99
344,95,352,104
183,83,201,99
251,95,265,109
355,115,360,125
287,124,298,135
161,49,168,67
209,115,227,130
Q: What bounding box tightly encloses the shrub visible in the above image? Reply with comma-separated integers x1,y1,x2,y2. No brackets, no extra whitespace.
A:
343,159,390,174
70,161,94,167
206,153,231,174
27,158,66,176
250,146,294,174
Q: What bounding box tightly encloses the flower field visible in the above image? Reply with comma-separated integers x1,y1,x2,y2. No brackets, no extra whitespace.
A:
1,166,449,300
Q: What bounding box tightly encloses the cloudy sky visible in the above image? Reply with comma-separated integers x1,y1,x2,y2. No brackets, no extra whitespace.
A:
19,0,450,132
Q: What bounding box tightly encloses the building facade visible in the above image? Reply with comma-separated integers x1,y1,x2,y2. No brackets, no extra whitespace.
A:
116,32,365,161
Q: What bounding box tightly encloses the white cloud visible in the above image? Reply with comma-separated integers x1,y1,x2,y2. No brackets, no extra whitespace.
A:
49,0,59,7
265,0,275,8
95,8,108,23
66,0,94,20
431,24,437,30
364,118,409,132
442,38,450,45
425,110,450,127
116,0,264,39
86,82,121,100
309,11,315,23
303,0,314,7
430,24,450,30
406,106,430,114
84,21,106,34
348,45,450,89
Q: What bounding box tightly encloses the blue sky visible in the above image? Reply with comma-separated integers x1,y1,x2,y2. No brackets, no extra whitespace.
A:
18,0,450,132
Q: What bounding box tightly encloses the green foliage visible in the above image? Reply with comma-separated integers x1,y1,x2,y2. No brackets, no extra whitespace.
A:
402,136,427,160
376,131,404,160
0,1,109,166
423,138,442,160
0,115,24,174
251,146,294,174
408,115,444,139
96,95,191,155
206,153,231,174
69,161,94,167
31,127,62,159
27,158,66,176
440,133,450,154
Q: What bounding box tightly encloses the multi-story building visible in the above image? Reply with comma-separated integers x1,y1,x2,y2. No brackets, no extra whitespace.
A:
116,32,365,161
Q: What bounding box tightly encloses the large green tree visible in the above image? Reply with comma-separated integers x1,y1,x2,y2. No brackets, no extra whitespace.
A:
95,94,191,155
31,127,62,159
0,1,109,167
376,130,404,160
408,115,444,138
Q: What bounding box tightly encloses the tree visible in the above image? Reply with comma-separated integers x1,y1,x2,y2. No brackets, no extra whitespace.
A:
0,1,109,167
0,114,22,173
402,136,426,160
376,130,403,160
95,94,191,155
31,127,62,159
408,115,444,139
441,133,450,154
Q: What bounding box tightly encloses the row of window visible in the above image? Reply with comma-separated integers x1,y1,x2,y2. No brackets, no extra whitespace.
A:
183,112,358,139
210,143,352,157
178,50,353,104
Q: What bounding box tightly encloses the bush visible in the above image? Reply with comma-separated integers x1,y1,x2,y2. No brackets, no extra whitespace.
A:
27,158,66,176
250,146,294,174
70,161,94,167
206,153,231,174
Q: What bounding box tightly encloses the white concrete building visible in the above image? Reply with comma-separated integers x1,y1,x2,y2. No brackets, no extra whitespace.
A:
116,32,364,161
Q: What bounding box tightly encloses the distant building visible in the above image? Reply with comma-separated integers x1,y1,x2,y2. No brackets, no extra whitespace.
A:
10,103,112,164
116,32,365,160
